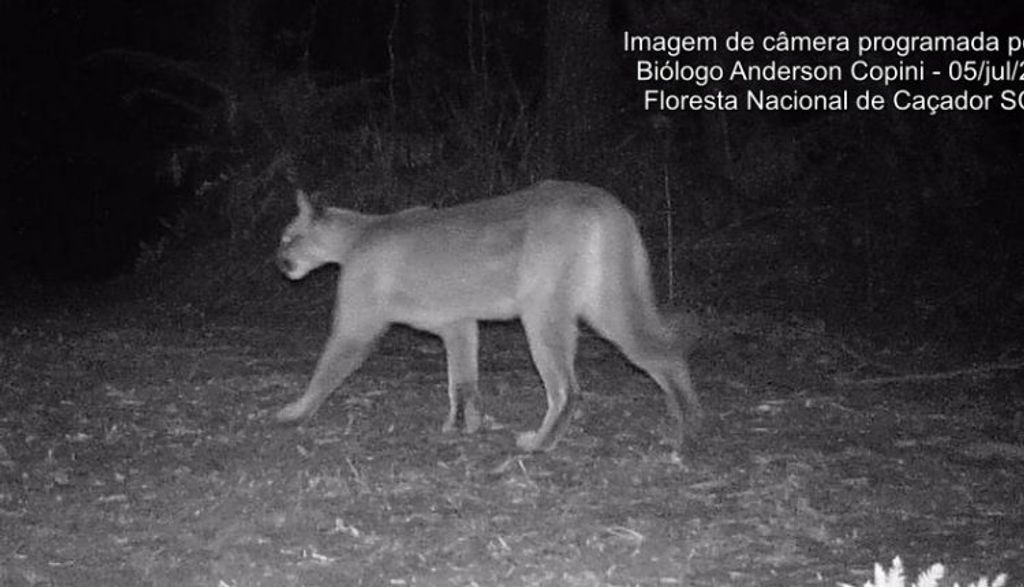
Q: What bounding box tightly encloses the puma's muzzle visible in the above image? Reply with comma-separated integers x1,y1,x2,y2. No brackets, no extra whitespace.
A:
276,253,296,276
276,249,314,280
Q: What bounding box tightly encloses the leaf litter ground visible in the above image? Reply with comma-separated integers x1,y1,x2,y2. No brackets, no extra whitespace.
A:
0,303,1020,586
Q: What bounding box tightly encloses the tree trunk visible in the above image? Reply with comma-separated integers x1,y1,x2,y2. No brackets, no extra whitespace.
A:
216,0,271,136
542,0,614,177
218,0,268,84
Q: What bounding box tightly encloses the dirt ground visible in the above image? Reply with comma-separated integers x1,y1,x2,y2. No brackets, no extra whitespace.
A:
0,299,1020,586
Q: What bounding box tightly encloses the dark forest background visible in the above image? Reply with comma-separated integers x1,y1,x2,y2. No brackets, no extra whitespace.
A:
2,0,1023,349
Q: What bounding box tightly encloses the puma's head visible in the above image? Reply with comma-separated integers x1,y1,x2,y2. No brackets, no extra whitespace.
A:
277,190,333,280
277,190,371,280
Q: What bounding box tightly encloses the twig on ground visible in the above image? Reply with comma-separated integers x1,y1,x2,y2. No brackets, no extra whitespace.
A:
836,359,1024,387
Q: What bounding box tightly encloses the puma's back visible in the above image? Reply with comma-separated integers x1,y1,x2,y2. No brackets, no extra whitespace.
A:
275,180,701,453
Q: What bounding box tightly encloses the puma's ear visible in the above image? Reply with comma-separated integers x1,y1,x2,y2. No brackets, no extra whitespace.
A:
295,189,314,220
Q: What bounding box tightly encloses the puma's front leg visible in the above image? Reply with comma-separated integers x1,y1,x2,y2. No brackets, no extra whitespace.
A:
438,320,482,434
276,315,384,423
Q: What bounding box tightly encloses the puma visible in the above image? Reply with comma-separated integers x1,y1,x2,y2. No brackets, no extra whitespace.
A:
274,180,702,452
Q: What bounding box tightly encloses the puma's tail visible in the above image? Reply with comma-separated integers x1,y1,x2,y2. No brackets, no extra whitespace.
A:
623,210,698,357
582,205,694,357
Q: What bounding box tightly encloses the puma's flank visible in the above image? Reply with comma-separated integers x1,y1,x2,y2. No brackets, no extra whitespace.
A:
274,180,702,452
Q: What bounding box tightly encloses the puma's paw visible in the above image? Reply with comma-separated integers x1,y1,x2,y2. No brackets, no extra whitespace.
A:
515,430,544,452
463,406,483,435
441,417,458,435
274,401,308,423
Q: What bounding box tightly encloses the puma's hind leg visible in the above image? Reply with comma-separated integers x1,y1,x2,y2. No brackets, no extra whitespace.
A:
516,303,581,452
585,303,702,451
438,320,483,434
638,355,702,450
